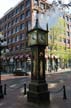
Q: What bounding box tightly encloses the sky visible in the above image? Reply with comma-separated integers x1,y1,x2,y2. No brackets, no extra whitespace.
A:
0,0,21,18
47,0,70,4
0,0,71,18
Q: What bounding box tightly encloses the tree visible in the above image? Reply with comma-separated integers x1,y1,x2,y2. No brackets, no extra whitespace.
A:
48,16,70,68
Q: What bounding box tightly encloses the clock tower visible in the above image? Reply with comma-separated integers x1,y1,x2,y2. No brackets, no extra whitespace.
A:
27,13,50,103
28,18,48,46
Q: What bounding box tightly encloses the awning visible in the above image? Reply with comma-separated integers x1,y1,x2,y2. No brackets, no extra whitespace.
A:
19,55,23,59
15,56,19,59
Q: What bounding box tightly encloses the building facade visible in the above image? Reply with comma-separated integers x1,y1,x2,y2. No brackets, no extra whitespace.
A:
0,0,49,73
1,0,70,73
64,13,71,67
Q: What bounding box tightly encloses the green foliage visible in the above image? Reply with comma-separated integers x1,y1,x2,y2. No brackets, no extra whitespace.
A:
48,17,71,61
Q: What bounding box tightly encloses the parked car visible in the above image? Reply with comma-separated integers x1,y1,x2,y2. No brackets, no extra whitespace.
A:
13,68,28,76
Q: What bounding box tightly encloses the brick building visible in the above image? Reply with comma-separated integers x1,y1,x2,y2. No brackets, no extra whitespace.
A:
64,13,71,48
0,0,48,73
63,13,71,67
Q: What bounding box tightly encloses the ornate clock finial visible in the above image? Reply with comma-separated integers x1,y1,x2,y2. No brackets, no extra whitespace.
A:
47,23,49,32
35,11,39,29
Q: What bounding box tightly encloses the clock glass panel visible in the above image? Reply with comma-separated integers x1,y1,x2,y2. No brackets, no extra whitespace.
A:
38,32,46,44
28,32,37,46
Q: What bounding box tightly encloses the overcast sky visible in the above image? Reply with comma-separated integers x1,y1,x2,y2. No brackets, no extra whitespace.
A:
0,0,71,18
47,0,70,4
0,0,21,18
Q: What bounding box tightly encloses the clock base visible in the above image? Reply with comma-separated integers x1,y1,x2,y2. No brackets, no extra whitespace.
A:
27,82,50,103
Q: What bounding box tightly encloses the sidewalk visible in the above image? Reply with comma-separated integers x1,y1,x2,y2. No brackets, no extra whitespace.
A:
46,68,71,74
0,69,71,108
1,74,26,81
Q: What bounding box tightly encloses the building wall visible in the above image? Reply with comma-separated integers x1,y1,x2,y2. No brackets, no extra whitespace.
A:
0,0,48,72
1,0,70,72
64,14,71,49
0,0,32,57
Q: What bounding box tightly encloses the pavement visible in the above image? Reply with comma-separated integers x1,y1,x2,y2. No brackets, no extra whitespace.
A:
0,68,71,108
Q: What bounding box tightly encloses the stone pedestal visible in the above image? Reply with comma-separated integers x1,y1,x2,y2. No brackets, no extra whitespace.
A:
27,46,50,103
27,82,50,103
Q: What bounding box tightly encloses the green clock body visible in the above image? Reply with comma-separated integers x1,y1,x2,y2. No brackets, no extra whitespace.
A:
28,30,47,46
28,32,37,46
38,32,46,44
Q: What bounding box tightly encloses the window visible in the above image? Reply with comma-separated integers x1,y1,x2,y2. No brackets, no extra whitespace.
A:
33,0,38,5
11,38,13,43
25,41,28,48
11,20,14,25
16,8,19,14
5,24,7,30
64,39,66,43
70,25,71,29
15,36,19,42
40,3,45,9
25,0,30,7
15,26,19,32
15,36,17,42
19,33,25,40
11,11,15,16
19,34,22,40
5,16,7,21
9,38,11,43
15,45,19,50
20,23,24,30
20,4,24,10
7,31,11,36
66,16,69,21
12,38,15,43
4,33,6,38
8,14,11,19
67,32,70,36
67,24,69,29
6,33,8,37
8,22,11,28
26,10,30,17
20,43,24,49
11,29,13,34
11,19,15,25
9,31,11,36
12,28,15,34
20,13,24,20
68,39,70,44
70,18,71,22
7,39,9,44
26,20,31,30
15,17,19,23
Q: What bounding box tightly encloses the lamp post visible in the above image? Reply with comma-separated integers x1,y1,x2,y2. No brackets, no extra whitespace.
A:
27,9,50,103
0,34,8,98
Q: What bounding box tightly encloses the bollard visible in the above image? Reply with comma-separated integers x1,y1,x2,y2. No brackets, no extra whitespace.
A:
24,83,26,95
63,85,67,100
4,84,6,95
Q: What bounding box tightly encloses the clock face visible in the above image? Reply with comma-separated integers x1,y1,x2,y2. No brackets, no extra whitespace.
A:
28,31,47,46
32,33,37,40
38,33,46,44
28,32,37,46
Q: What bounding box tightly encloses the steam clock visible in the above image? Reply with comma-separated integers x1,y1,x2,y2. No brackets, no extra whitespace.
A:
27,17,50,103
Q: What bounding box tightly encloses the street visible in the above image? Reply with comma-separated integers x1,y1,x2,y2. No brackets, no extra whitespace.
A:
0,70,71,108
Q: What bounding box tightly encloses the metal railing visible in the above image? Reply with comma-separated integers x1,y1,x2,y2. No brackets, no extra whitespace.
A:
50,85,67,100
